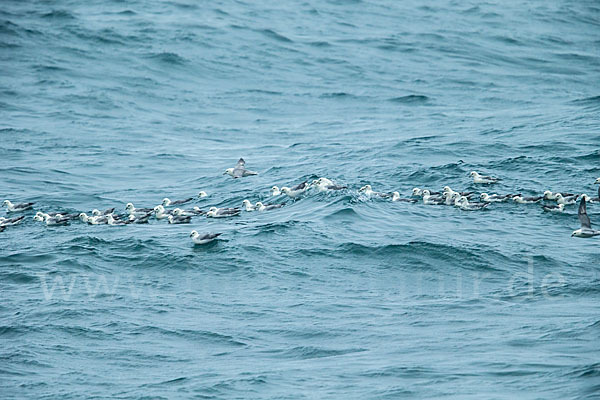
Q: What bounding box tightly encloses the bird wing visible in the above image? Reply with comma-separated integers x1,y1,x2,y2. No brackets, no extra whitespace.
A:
201,233,222,240
292,181,308,191
578,198,592,229
236,158,245,167
241,169,258,177
17,202,34,208
232,167,245,178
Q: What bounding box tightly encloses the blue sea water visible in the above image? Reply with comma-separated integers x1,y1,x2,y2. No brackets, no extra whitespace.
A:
1,0,600,398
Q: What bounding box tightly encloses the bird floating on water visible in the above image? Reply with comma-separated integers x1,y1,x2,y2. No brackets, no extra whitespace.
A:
555,193,579,205
470,171,500,184
480,193,513,203
207,207,240,218
125,203,153,215
255,202,283,212
512,195,542,204
270,186,281,196
242,200,255,211
3,200,34,212
281,181,309,198
190,231,222,245
542,203,565,213
162,197,193,207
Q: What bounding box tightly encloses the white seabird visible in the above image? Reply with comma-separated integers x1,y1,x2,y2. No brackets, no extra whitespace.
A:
224,158,258,178
281,181,309,198
207,207,240,218
153,205,173,220
595,178,600,185
542,203,565,213
255,202,283,212
512,195,542,204
312,178,346,192
358,185,390,198
456,196,488,211
129,213,152,224
470,171,500,184
190,231,222,245
3,200,34,212
392,192,417,203
572,197,600,238
106,215,128,225
168,215,191,224
480,193,513,203
198,191,208,198
270,186,281,196
162,197,193,207
242,200,255,212
555,193,579,205
422,190,444,205
172,208,200,217
125,203,153,215
0,216,25,226
582,194,600,204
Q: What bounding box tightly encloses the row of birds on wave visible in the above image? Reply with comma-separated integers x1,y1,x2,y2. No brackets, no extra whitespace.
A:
2,160,600,242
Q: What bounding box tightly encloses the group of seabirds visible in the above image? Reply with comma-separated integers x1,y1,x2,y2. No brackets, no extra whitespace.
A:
2,159,600,244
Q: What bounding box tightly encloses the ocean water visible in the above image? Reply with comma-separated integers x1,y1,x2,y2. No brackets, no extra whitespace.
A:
1,0,600,398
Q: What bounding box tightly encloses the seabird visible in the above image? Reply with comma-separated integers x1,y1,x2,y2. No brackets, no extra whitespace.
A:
88,215,109,225
162,197,193,207
255,202,283,212
392,192,417,203
107,215,128,225
190,231,222,245
92,208,115,216
542,203,565,213
443,186,474,198
422,190,444,205
172,208,201,216
312,177,333,188
198,191,208,198
125,203,153,215
442,191,459,205
129,213,152,224
456,196,489,211
582,194,600,204
412,188,440,197
358,185,390,198
312,178,346,192
543,191,576,201
270,186,281,196
470,171,500,184
512,195,542,204
153,205,173,220
242,200,255,211
555,193,579,205
480,193,513,203
192,206,205,215
224,158,258,178
595,178,600,185
168,215,191,224
3,200,34,212
207,207,240,218
572,197,600,238
0,216,25,226
281,181,309,198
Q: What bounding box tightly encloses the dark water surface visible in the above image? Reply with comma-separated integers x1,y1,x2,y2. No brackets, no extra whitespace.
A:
1,0,600,398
